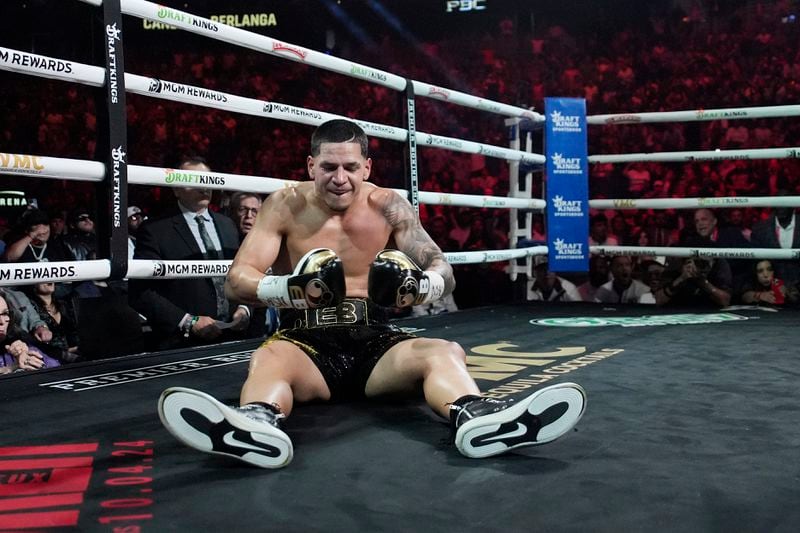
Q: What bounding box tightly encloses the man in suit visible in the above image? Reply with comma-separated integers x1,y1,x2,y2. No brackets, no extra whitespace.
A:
130,157,251,350
679,208,750,293
750,201,800,289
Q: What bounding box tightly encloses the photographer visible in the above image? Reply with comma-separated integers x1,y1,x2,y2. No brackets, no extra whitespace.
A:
655,256,732,308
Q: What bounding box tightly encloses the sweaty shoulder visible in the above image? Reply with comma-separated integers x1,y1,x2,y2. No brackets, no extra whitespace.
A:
263,182,312,216
367,185,414,228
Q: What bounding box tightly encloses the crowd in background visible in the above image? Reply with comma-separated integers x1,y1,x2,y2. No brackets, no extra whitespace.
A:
2,1,800,370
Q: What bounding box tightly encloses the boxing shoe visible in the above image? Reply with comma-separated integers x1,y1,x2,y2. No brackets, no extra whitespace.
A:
451,382,586,459
158,387,292,468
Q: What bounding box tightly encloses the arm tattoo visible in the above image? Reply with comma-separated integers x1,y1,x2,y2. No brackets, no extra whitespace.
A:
383,193,455,293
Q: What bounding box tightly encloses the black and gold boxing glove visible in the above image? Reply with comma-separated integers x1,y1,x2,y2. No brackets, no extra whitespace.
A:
257,248,345,309
368,249,445,308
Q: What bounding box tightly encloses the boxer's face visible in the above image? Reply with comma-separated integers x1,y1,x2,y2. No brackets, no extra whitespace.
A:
308,142,371,212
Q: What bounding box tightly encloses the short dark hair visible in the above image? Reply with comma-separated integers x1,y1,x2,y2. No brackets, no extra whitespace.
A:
19,209,50,231
310,120,368,158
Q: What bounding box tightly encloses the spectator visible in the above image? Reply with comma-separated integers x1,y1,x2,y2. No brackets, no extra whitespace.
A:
528,257,582,302
655,257,732,308
448,208,473,249
130,156,254,350
577,255,610,302
588,214,619,246
2,288,52,343
594,255,651,304
0,289,61,373
643,211,678,247
682,208,749,291
637,259,666,304
1,209,74,263
23,282,81,363
228,191,262,241
750,200,800,289
228,192,276,337
739,259,799,306
62,207,97,261
127,205,146,261
49,210,67,238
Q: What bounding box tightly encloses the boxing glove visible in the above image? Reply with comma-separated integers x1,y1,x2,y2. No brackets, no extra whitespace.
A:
257,248,345,309
368,249,445,308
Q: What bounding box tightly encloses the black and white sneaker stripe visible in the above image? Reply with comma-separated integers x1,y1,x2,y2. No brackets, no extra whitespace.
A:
455,382,586,459
158,387,293,469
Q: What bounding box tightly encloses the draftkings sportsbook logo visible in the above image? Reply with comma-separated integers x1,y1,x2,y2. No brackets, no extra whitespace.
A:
552,238,584,260
552,195,583,217
549,110,582,132
551,152,583,175
531,313,751,328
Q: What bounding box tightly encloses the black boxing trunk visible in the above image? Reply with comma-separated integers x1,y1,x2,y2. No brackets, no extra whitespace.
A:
261,298,416,400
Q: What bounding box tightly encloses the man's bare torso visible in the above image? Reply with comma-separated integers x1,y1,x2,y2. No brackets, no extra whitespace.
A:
271,182,395,298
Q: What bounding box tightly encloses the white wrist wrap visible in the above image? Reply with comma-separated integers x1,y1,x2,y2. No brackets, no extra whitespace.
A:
419,271,446,304
256,275,291,308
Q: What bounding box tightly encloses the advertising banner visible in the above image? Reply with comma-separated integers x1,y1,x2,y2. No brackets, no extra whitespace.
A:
544,97,589,272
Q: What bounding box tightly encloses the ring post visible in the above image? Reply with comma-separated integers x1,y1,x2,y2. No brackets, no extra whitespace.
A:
544,97,589,273
97,0,130,281
403,78,420,216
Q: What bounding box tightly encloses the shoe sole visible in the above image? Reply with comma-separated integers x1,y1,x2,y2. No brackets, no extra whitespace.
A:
158,387,293,469
455,382,586,459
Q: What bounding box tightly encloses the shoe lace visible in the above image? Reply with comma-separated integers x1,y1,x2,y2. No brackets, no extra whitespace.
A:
237,403,286,428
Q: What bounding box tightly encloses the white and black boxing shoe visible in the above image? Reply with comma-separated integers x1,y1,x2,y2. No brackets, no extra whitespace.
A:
158,387,293,469
451,382,586,459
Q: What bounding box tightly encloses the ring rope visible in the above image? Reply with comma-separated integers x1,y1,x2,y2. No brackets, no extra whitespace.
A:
78,0,544,122
0,45,544,165
0,153,545,210
589,104,800,125
589,147,800,164
590,196,800,210
591,246,800,261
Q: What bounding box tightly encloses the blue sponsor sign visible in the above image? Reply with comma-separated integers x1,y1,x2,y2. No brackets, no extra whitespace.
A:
544,98,589,272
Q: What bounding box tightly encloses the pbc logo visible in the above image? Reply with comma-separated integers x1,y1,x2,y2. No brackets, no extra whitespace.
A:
0,443,98,529
446,0,486,12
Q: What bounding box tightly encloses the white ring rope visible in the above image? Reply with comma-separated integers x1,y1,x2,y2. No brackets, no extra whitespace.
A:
0,260,110,287
0,246,550,286
590,246,800,261
589,147,800,164
0,153,545,210
0,153,105,182
590,196,800,210
589,104,800,125
76,0,544,122
0,45,543,165
0,46,105,86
